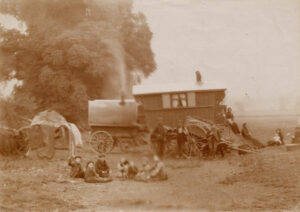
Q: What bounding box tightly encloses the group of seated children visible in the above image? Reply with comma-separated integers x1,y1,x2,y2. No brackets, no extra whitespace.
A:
68,154,167,183
117,155,168,182
68,154,112,183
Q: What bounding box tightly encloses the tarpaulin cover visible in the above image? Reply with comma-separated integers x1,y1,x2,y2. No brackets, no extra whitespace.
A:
69,123,83,147
31,110,68,128
185,117,212,138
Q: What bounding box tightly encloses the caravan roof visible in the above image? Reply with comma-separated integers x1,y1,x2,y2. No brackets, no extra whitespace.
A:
132,82,226,95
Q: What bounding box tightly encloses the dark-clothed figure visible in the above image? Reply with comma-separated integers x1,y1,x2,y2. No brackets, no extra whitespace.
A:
176,120,188,158
84,161,112,183
68,156,84,178
277,129,284,144
207,125,221,158
151,117,166,157
292,127,300,144
225,107,240,134
241,123,264,148
127,161,139,179
95,154,111,178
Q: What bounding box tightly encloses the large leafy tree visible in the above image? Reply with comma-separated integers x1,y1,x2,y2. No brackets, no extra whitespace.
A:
0,0,156,126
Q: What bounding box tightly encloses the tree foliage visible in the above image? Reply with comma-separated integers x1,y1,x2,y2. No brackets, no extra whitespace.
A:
0,0,156,126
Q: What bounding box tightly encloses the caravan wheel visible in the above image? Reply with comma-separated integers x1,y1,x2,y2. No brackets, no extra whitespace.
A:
90,131,114,153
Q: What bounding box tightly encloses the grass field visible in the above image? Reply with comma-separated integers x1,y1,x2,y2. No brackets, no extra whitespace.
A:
0,115,300,211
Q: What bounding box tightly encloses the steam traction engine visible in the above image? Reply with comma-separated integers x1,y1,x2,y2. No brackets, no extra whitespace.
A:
88,99,146,153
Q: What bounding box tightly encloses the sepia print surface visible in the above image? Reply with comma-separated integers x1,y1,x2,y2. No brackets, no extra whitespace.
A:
0,0,300,211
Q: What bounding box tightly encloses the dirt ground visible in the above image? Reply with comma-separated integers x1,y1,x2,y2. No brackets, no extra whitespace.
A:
1,115,300,211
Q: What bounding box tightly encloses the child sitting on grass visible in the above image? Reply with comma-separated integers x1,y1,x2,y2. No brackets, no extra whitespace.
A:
117,157,130,178
127,161,138,179
135,157,151,182
149,155,168,181
68,155,84,179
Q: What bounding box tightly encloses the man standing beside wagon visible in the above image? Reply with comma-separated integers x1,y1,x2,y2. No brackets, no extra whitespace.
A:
176,120,188,159
151,117,166,158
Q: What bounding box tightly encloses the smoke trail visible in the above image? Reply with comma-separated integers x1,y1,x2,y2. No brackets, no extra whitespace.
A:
101,39,127,99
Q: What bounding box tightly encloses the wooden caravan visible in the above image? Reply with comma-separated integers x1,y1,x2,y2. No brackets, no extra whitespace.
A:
132,82,226,129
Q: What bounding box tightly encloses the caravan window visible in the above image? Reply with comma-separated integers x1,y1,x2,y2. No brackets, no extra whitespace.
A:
171,93,187,108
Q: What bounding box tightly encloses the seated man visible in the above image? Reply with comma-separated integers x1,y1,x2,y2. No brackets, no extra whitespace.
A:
150,155,168,181
95,154,112,178
68,155,85,178
127,161,139,179
84,161,112,183
225,107,240,134
117,157,130,178
241,123,264,148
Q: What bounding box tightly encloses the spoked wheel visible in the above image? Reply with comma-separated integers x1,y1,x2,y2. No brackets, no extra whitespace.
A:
90,131,114,153
183,135,204,158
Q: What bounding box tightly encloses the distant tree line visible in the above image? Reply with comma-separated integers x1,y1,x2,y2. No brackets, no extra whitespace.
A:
0,0,156,128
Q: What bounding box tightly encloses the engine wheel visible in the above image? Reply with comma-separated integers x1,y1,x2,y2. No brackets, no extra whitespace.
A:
90,131,114,153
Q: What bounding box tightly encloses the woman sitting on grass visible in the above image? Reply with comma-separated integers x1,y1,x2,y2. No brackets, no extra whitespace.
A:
95,154,112,179
84,161,112,183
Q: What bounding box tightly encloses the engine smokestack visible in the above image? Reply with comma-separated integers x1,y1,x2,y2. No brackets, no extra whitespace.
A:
120,91,125,106
195,71,202,84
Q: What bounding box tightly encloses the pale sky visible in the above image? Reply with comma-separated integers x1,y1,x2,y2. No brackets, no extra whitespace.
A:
0,0,299,113
134,0,300,112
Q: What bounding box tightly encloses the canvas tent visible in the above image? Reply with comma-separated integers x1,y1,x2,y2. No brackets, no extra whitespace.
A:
31,110,68,128
29,110,82,158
